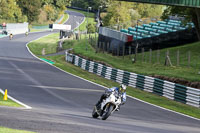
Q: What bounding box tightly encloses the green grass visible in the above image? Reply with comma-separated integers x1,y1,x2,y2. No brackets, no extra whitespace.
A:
67,8,96,31
72,40,200,82
0,127,36,133
28,32,200,82
28,33,59,55
0,93,21,107
27,33,200,119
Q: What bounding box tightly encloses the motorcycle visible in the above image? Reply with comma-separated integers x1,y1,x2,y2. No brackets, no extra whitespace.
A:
9,34,13,40
25,32,28,37
92,91,122,120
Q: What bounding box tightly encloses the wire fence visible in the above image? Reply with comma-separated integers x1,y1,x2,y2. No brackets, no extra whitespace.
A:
91,41,200,70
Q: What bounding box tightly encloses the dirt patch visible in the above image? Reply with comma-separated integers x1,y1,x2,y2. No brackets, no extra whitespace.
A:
152,75,200,89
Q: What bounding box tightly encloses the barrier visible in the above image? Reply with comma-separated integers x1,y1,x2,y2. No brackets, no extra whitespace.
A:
6,23,28,35
66,52,200,108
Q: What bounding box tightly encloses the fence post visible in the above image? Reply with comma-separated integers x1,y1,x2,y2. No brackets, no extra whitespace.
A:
97,41,99,53
134,47,138,62
142,48,144,62
107,42,110,53
102,42,105,53
100,42,103,52
95,32,97,45
165,50,169,66
177,50,179,66
129,46,131,55
165,50,173,66
157,49,160,64
123,45,125,59
149,49,152,64
112,44,114,55
117,45,120,56
188,51,191,67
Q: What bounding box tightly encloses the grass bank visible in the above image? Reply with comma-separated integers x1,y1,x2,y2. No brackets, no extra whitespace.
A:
0,127,36,133
27,33,200,119
72,40,200,82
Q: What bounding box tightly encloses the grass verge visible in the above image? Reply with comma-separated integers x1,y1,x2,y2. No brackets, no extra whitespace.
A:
0,93,21,107
0,127,36,133
27,34,200,119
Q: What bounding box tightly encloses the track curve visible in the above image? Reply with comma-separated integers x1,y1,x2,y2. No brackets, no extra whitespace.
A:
0,11,199,133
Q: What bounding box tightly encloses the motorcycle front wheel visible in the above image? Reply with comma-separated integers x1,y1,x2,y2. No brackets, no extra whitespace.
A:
102,104,114,120
92,106,99,118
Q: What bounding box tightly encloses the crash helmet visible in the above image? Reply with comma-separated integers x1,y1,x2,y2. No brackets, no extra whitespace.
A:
119,84,126,93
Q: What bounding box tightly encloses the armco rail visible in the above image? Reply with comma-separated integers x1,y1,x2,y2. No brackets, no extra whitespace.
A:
66,52,200,108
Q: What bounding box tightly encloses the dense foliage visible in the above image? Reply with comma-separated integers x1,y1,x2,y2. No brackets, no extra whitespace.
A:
71,0,110,11
0,0,27,22
0,0,71,23
102,1,164,28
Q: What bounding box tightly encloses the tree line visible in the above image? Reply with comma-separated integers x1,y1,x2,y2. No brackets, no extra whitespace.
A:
1,0,200,40
71,0,164,27
0,0,71,24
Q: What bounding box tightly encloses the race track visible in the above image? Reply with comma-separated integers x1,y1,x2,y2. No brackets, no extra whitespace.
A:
0,10,199,133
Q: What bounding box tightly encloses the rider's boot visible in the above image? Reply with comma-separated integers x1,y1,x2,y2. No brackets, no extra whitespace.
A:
115,106,120,111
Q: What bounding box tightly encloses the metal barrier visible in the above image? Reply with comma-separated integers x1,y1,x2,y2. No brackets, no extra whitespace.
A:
32,25,49,29
66,52,200,108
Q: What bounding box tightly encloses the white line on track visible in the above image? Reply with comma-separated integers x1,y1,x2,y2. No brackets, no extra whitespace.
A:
0,88,32,109
30,85,104,92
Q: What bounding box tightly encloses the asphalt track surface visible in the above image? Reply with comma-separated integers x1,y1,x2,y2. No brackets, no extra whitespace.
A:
0,11,199,133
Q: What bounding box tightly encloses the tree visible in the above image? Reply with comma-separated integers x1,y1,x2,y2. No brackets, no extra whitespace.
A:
71,0,110,11
41,0,53,6
102,1,131,27
133,3,163,18
0,0,27,22
162,6,200,41
17,0,42,23
87,23,96,33
101,1,164,28
43,4,55,21
71,0,88,9
53,0,71,11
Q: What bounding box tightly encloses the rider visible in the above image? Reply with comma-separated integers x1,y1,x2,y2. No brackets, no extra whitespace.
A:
9,33,13,40
96,84,127,111
25,31,28,36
